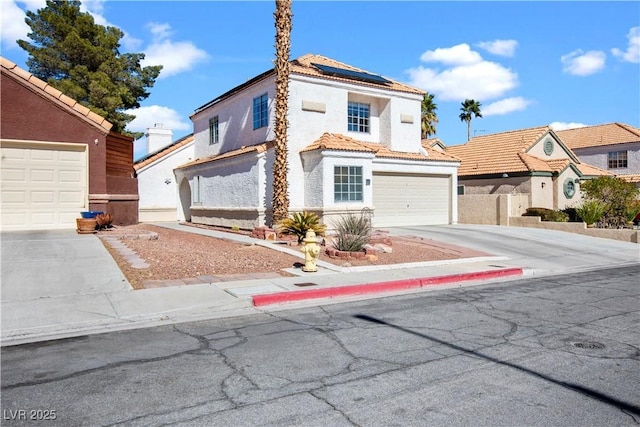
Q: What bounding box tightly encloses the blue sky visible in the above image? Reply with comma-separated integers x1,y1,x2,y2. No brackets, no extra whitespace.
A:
2,1,638,160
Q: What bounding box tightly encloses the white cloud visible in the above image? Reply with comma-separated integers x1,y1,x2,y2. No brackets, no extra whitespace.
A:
477,39,518,57
611,26,640,63
125,105,191,134
138,22,208,78
482,97,531,116
549,122,588,131
561,49,606,76
420,44,482,66
406,60,518,101
0,1,36,49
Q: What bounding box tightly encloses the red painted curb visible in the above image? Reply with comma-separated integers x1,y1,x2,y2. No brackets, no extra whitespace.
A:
252,267,524,307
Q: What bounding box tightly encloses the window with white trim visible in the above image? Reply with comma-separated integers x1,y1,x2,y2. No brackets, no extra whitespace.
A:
348,102,370,133
209,116,219,144
253,93,268,130
334,166,363,202
608,151,627,169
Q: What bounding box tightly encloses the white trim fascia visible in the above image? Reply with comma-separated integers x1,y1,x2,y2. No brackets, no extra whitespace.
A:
136,142,195,174
372,157,461,167
318,150,376,160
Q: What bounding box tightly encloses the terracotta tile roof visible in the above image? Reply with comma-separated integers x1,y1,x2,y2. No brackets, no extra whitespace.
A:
618,173,640,183
556,123,640,149
0,56,113,132
134,134,195,170
176,141,273,170
292,54,424,95
446,126,552,176
575,162,614,177
302,133,460,162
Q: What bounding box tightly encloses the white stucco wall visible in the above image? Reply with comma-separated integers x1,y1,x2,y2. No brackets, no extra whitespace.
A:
554,167,581,210
137,143,194,221
527,133,576,160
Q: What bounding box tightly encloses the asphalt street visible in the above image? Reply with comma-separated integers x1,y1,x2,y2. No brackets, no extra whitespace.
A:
2,264,639,426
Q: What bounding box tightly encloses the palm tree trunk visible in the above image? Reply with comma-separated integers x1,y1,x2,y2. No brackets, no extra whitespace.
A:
467,119,471,141
272,0,292,225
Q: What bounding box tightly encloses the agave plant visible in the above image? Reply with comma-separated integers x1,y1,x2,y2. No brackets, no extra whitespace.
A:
576,200,608,227
277,211,326,243
332,213,372,252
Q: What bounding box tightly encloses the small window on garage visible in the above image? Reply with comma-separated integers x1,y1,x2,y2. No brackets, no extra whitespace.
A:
334,166,363,202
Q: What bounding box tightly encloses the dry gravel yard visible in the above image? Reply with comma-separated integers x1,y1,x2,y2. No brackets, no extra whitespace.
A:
99,223,488,289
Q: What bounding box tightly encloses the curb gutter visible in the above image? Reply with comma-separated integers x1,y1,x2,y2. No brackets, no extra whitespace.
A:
252,267,524,307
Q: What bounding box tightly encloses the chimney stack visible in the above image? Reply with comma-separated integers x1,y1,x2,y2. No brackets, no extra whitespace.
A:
145,123,173,154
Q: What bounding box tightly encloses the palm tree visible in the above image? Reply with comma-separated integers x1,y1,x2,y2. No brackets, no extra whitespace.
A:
459,99,483,141
421,92,438,139
272,0,292,225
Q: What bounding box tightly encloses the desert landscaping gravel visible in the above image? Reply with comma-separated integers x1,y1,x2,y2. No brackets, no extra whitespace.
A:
99,223,487,289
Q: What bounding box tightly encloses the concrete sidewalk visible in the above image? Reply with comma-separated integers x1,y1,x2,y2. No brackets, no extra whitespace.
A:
1,223,525,347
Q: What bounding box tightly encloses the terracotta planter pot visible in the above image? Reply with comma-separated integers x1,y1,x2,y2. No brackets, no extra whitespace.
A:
76,218,97,234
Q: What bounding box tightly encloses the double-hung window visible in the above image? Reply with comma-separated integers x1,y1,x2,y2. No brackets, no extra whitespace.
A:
348,102,370,133
209,116,219,144
334,166,363,202
608,151,628,169
253,93,268,130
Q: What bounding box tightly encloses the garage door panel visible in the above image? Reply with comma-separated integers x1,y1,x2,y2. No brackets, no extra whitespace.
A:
1,143,87,230
373,173,450,227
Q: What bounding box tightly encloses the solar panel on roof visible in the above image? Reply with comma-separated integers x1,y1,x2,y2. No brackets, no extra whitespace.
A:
311,63,391,85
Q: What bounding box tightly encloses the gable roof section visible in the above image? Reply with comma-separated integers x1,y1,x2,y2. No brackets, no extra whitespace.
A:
193,54,424,115
134,133,194,171
556,123,640,149
301,133,460,162
1,56,112,133
447,126,554,176
446,125,610,178
176,141,273,170
292,54,424,95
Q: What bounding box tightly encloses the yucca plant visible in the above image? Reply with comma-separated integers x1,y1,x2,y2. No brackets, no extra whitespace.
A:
278,212,326,243
332,213,372,252
576,199,608,227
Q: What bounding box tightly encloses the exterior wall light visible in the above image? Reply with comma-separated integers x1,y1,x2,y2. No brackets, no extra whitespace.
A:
502,173,509,178
164,178,172,184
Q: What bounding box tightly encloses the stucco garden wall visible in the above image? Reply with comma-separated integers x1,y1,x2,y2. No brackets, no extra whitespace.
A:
510,216,639,243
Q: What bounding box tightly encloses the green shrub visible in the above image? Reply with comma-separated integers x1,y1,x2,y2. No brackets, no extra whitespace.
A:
581,176,639,228
332,213,372,252
562,207,580,222
278,212,326,243
576,200,608,226
523,207,568,222
625,200,640,224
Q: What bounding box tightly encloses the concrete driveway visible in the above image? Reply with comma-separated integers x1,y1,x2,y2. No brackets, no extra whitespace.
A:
385,224,640,275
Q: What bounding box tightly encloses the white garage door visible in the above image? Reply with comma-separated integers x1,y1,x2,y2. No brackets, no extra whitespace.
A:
373,172,450,227
1,141,87,231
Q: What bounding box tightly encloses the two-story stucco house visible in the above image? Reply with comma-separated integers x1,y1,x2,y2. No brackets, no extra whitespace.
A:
556,123,640,191
173,54,460,229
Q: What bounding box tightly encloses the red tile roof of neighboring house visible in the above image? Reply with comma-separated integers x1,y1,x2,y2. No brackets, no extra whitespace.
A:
134,134,194,171
176,141,274,169
618,173,640,183
301,133,460,162
0,56,113,132
446,125,611,178
556,123,640,149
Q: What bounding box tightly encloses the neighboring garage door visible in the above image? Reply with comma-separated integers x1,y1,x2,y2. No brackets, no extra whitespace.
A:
372,172,450,227
1,141,87,231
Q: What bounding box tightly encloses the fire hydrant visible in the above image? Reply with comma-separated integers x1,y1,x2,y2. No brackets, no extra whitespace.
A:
301,230,320,272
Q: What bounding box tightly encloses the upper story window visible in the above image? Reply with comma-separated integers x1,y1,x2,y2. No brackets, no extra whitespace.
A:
348,102,370,133
253,93,268,130
608,151,627,169
334,166,363,202
209,116,219,145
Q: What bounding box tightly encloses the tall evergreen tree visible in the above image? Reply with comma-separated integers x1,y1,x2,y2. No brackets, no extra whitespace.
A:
420,92,438,139
17,0,162,136
272,0,292,225
459,99,483,142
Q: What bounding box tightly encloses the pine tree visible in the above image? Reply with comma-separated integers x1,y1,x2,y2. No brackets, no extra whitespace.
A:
17,0,162,136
